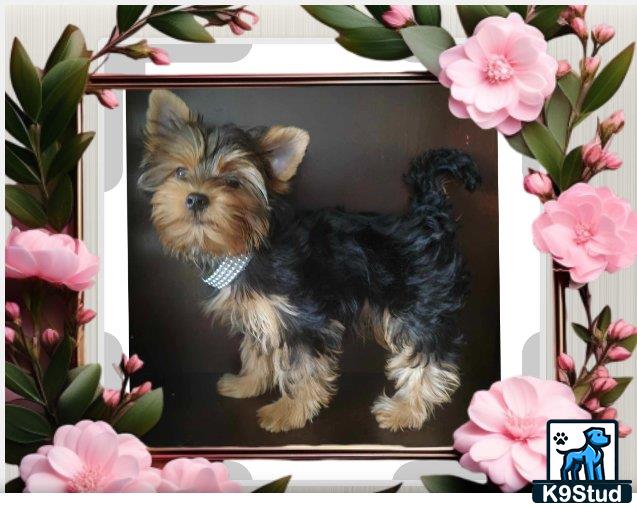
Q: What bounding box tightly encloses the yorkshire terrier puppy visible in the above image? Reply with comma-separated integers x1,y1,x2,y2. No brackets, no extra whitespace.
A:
139,90,480,433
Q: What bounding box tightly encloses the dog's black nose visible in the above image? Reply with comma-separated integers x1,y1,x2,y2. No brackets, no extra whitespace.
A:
186,193,209,212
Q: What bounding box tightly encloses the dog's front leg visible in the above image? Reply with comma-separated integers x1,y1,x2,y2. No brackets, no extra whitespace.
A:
257,344,339,433
217,336,274,398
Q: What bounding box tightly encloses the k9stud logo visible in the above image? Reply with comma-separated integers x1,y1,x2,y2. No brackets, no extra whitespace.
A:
532,420,632,503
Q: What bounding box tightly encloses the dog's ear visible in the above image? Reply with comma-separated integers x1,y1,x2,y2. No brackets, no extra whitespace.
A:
146,89,195,136
259,126,309,182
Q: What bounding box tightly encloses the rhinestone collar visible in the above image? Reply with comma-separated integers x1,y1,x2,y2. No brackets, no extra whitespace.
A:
201,253,252,289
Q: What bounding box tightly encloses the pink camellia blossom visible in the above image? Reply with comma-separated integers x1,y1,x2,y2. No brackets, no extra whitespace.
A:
102,389,121,408
5,326,16,345
123,354,144,375
532,184,637,284
381,5,414,28
607,345,632,362
592,376,618,393
76,306,97,325
607,319,637,341
41,328,60,347
6,302,20,321
454,376,589,492
439,13,557,135
6,228,99,291
619,423,632,438
19,420,160,492
131,381,152,399
149,47,170,65
592,24,615,45
556,60,572,78
157,458,240,493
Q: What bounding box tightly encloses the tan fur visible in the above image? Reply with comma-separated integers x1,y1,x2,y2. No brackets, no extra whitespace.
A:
217,336,274,398
356,301,406,351
372,347,460,431
259,126,309,193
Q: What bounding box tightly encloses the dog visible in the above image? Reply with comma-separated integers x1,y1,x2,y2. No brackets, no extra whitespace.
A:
139,90,480,433
559,427,611,481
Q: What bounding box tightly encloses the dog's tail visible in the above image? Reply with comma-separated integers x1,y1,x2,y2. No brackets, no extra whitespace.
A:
404,149,481,215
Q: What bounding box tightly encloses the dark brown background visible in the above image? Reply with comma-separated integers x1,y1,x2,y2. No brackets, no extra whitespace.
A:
126,83,500,449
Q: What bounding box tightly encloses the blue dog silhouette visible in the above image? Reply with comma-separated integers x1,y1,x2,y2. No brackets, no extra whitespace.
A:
559,427,611,481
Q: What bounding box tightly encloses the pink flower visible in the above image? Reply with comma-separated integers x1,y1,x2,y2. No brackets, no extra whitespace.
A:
558,5,587,25
454,376,589,492
131,381,152,399
584,398,600,411
6,228,99,291
592,24,615,45
439,13,557,135
598,406,617,419
76,306,97,325
94,89,119,109
603,153,622,170
600,111,625,137
619,423,632,437
123,354,144,374
592,377,618,393
41,328,60,347
571,17,588,39
102,389,121,408
532,184,637,284
5,326,16,345
218,8,259,36
158,458,240,492
582,137,605,169
557,353,575,372
595,365,610,378
381,5,414,28
19,420,160,492
607,345,631,362
607,319,637,340
149,47,170,65
524,172,554,201
556,60,572,78
5,302,20,321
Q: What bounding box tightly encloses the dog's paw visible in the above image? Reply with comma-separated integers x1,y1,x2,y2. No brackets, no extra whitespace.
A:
217,373,262,398
257,399,309,433
372,394,425,432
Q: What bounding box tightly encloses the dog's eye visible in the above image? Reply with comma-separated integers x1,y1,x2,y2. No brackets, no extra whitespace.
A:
175,167,188,179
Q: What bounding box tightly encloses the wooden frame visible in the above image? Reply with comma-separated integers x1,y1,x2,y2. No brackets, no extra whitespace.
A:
81,71,544,463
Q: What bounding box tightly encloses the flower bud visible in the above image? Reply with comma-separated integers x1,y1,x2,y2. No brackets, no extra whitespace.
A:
600,110,625,138
571,17,588,39
94,89,118,109
607,345,632,362
149,47,170,65
602,152,622,170
5,326,16,345
582,56,600,80
131,381,152,399
582,137,604,169
594,365,609,378
77,307,97,325
121,39,151,59
41,328,60,347
5,302,20,321
592,24,615,45
592,376,618,393
619,423,632,438
598,406,617,419
102,389,121,408
381,5,414,29
584,398,600,411
607,319,637,341
124,354,144,375
524,172,554,201
556,60,572,79
557,353,575,372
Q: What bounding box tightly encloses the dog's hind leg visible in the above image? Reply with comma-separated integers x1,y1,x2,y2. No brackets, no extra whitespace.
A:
594,463,604,480
217,335,274,398
372,345,460,431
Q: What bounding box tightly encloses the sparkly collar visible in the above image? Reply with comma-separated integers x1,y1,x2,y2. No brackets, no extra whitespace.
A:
201,253,252,289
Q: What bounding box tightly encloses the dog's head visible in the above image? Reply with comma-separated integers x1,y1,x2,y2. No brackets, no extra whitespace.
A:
138,90,309,260
585,427,611,448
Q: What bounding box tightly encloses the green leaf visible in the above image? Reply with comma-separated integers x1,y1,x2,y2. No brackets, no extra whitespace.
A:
365,5,390,24
6,362,44,404
337,26,412,61
5,185,47,228
421,475,498,493
117,5,147,32
83,389,110,421
506,132,533,157
43,337,74,403
45,25,91,71
48,131,94,181
546,87,571,150
5,439,43,466
558,72,581,107
571,322,593,343
5,477,26,493
529,5,570,39
6,141,40,184
596,305,612,334
10,38,42,120
6,93,32,146
506,5,528,16
41,141,60,179
400,25,455,75
521,121,564,180
622,333,637,353
253,475,292,493
47,174,74,231
377,483,402,492
413,5,441,26
303,5,380,31
40,58,89,148
559,147,583,191
57,363,101,424
456,5,510,35
6,405,52,443
149,12,213,43
581,43,635,114
113,388,164,436
572,383,589,404
599,377,632,406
